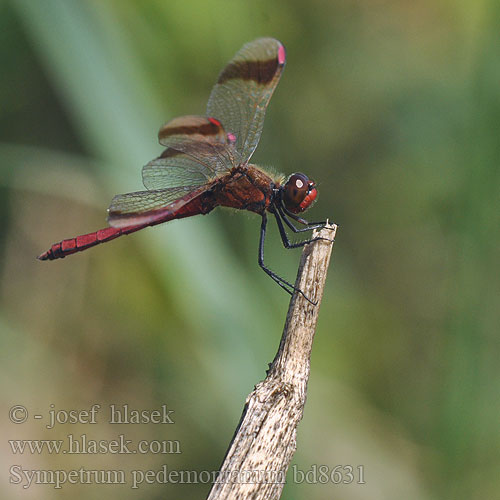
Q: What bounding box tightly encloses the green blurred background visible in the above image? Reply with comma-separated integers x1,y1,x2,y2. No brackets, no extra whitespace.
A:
1,0,499,498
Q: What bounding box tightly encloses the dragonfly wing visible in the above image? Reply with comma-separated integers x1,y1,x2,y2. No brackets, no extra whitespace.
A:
206,38,286,165
143,143,232,190
158,115,228,148
110,116,235,228
154,115,236,182
107,185,209,228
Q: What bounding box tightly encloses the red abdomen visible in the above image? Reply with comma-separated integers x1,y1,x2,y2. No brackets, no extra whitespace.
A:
37,226,143,260
38,189,217,261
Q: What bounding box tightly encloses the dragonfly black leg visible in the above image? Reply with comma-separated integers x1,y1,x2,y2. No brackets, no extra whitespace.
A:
258,213,316,304
276,204,325,234
273,209,327,250
258,213,295,294
280,201,328,227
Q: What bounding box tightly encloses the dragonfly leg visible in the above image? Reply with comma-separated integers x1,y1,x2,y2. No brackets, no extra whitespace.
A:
258,213,317,305
258,213,295,293
273,209,329,249
276,204,325,233
279,201,329,227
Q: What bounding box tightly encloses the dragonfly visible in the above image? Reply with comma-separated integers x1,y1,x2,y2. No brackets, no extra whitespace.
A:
38,38,328,301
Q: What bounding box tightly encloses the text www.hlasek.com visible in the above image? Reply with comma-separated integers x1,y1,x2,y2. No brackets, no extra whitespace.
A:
9,464,366,489
8,434,181,455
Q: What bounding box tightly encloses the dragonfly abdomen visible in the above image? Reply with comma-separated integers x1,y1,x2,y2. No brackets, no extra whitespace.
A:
37,226,143,260
38,190,218,261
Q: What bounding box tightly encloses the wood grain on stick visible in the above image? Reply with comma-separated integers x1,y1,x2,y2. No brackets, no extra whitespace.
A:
206,223,337,500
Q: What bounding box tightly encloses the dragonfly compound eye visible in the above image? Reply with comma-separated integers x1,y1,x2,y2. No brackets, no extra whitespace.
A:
283,173,318,213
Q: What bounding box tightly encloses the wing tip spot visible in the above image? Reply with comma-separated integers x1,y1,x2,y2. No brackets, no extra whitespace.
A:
278,44,286,65
208,117,222,127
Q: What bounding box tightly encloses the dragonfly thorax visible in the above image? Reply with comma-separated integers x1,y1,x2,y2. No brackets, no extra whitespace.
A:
281,173,317,213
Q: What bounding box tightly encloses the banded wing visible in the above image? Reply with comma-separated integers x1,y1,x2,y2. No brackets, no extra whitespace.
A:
143,115,236,190
207,38,286,166
108,116,235,228
156,115,237,177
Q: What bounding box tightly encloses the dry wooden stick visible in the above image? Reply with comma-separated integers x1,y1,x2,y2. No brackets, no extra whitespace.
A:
206,223,337,500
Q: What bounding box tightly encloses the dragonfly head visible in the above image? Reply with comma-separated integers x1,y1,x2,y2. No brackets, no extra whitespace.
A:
282,173,317,213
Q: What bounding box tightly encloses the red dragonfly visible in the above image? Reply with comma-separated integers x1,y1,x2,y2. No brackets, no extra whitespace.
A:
38,38,327,300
